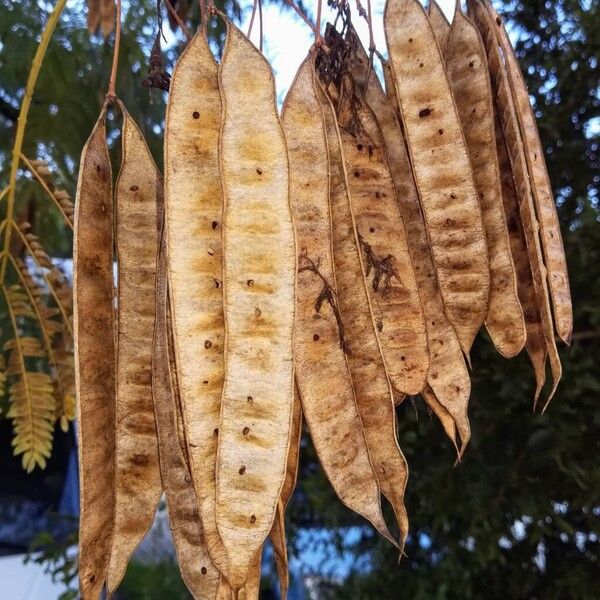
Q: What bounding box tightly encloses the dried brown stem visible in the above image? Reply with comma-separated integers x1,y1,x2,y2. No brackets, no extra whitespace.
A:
106,0,122,100
165,0,192,40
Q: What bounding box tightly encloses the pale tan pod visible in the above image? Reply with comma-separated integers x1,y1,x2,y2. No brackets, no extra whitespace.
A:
486,1,572,344
316,75,406,548
73,110,115,600
152,226,221,600
269,386,302,600
164,31,230,577
107,107,163,594
494,108,547,404
334,74,429,397
445,7,525,358
217,20,296,588
282,57,395,547
421,384,460,455
357,48,471,452
428,0,451,55
384,0,490,357
468,0,561,408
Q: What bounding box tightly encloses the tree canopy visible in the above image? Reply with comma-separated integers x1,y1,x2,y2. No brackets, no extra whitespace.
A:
0,0,598,597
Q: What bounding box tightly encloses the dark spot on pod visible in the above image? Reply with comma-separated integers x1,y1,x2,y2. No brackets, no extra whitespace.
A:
469,61,474,68
376,320,383,332
96,165,101,173
203,380,209,385
247,279,254,287
438,129,444,135
450,193,457,199
375,191,381,199
89,575,96,584
431,372,438,380
472,108,477,114
357,143,363,150
239,465,246,475
446,218,454,225
419,108,432,118
496,17,502,25
255,307,261,317
250,515,257,523
247,396,253,403
214,279,221,288
401,356,406,361
408,38,413,43
184,474,191,483
130,185,139,192
419,62,424,68
193,111,200,119
243,427,250,435
205,340,212,349
369,227,375,233
354,170,360,178
368,146,374,157
256,168,263,175
313,334,319,341
213,428,218,436
201,567,207,575
212,221,218,229
431,321,436,326
207,248,214,256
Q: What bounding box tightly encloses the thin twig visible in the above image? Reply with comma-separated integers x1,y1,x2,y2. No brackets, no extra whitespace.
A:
248,0,258,38
316,0,323,43
106,0,122,100
165,0,192,40
283,0,319,38
258,0,263,52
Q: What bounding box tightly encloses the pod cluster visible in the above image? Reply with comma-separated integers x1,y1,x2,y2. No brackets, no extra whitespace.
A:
73,2,571,599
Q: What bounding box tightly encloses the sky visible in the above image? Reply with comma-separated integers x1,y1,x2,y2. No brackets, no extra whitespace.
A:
232,0,457,103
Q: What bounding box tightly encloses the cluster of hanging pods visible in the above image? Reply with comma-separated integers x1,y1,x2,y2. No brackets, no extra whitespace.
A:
73,0,571,598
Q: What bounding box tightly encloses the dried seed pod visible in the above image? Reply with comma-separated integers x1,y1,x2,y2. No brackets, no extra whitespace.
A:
73,111,115,600
384,0,490,357
421,384,460,455
269,386,302,600
107,108,163,594
468,0,561,408
334,73,429,397
316,73,404,548
100,0,114,38
445,7,525,358
355,45,471,452
152,226,221,600
494,109,547,404
217,20,296,589
282,57,394,548
485,1,572,344
164,32,229,577
428,0,451,55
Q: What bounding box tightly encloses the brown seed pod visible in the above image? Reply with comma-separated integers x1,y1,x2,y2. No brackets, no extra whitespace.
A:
428,0,452,55
164,31,230,578
333,71,429,397
282,56,394,548
87,0,101,33
100,0,114,38
354,44,471,453
494,108,548,404
384,0,490,357
269,386,302,600
152,226,221,600
316,73,405,548
217,20,296,589
421,384,460,455
445,6,525,358
468,0,561,408
107,107,163,594
485,1,572,344
73,110,115,600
